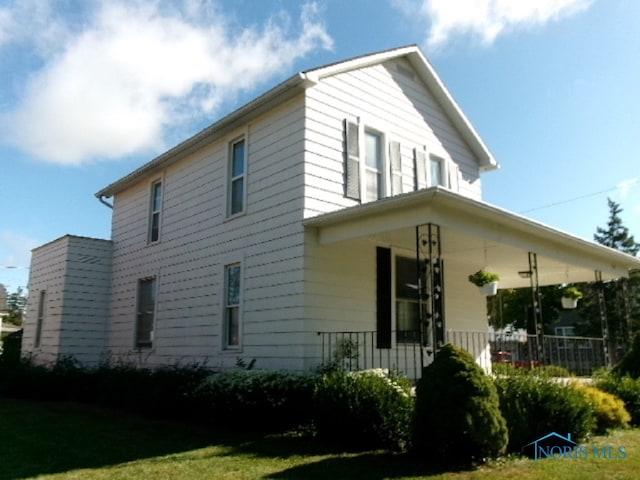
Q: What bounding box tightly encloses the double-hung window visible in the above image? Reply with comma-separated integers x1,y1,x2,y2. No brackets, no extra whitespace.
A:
149,181,162,243
364,130,383,202
136,277,156,349
228,138,246,216
224,263,242,348
344,119,401,202
429,155,445,187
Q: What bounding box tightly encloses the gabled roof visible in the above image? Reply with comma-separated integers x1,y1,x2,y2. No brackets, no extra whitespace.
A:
96,45,498,198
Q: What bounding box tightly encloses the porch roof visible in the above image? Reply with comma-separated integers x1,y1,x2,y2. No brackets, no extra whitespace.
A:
303,188,640,288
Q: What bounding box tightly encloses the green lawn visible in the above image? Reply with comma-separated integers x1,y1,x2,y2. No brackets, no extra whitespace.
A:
0,398,638,479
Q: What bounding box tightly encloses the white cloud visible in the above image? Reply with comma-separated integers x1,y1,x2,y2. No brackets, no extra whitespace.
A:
616,178,638,198
0,1,332,165
393,0,592,50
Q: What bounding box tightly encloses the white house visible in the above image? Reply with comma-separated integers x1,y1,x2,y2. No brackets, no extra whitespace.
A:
22,45,640,375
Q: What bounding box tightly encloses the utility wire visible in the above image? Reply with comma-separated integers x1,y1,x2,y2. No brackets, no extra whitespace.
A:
520,180,639,214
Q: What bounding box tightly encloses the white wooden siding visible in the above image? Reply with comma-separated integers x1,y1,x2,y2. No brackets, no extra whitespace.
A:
106,97,308,369
23,236,112,365
302,235,490,369
303,58,482,220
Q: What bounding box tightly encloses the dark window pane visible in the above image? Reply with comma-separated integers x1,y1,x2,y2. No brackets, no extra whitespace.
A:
136,278,156,348
150,213,160,242
231,178,244,214
227,307,239,346
396,256,419,299
226,265,240,305
232,140,245,177
152,182,162,211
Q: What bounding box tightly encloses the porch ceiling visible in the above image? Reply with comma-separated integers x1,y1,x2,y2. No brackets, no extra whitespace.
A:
304,188,640,288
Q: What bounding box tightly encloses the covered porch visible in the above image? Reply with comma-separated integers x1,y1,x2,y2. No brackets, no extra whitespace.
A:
304,188,640,377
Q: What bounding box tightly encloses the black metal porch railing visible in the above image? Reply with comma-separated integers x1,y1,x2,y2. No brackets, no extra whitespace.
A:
317,330,608,377
490,333,606,376
316,330,423,379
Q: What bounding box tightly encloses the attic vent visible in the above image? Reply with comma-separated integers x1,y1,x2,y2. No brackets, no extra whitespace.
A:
396,63,415,80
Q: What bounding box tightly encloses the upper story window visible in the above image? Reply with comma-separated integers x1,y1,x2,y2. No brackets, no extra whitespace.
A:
414,149,456,191
364,130,383,201
429,155,445,187
344,119,402,203
228,137,246,216
149,180,162,243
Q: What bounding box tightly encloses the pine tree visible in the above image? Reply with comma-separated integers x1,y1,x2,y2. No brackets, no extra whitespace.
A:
590,198,640,358
594,198,640,255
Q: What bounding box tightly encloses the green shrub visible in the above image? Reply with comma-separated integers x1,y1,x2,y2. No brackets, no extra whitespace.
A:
495,372,594,453
413,344,507,465
195,369,317,431
534,365,574,378
596,373,640,426
0,330,22,365
313,369,414,452
575,384,630,433
0,356,212,422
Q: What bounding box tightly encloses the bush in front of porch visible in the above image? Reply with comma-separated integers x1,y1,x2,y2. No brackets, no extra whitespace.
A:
412,344,508,466
495,368,595,453
313,369,414,452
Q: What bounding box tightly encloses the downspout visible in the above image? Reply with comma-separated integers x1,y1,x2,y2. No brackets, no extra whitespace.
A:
97,195,113,209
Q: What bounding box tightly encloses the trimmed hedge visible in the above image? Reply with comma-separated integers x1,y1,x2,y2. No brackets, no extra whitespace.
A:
195,369,317,431
0,357,211,421
313,369,414,451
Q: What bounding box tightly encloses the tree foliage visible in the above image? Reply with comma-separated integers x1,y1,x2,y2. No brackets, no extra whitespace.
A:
594,198,640,256
587,198,640,357
487,285,564,333
4,287,27,326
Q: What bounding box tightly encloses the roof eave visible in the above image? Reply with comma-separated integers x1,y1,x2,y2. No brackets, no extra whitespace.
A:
95,72,313,199
303,187,640,273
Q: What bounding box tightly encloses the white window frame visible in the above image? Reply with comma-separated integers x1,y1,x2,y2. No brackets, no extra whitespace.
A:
359,122,390,203
222,261,243,350
135,277,157,349
148,179,163,244
227,135,247,218
427,154,447,188
362,128,385,202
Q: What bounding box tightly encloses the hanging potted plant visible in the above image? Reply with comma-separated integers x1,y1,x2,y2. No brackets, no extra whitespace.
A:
561,286,582,309
468,270,500,296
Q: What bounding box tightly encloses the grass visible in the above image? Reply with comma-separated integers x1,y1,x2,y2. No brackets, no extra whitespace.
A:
1,398,639,479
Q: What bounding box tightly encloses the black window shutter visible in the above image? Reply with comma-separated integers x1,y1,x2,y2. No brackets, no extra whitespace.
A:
376,247,392,349
344,119,361,200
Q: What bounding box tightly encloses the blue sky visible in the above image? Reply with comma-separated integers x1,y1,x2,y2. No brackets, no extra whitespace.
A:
1,0,639,292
